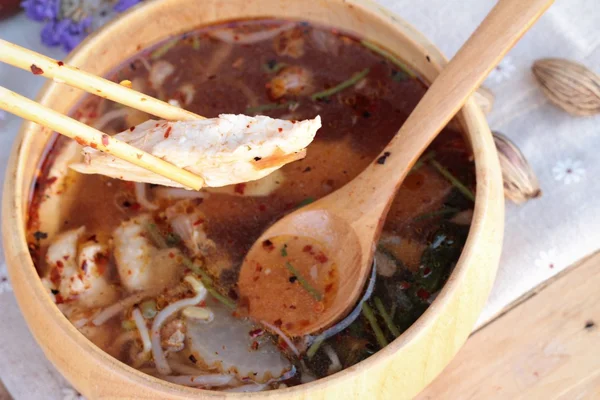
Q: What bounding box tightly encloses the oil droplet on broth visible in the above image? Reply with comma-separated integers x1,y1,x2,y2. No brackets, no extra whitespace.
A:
238,235,338,336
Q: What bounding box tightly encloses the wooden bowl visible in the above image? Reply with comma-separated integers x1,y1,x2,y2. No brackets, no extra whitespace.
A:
2,0,504,398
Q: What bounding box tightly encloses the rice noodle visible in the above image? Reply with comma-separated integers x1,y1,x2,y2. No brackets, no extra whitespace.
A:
162,374,235,387
152,187,208,200
323,344,342,375
152,276,207,375
92,290,156,326
134,182,159,210
209,22,296,45
92,108,129,131
260,321,300,357
223,383,268,393
167,357,207,375
132,308,152,354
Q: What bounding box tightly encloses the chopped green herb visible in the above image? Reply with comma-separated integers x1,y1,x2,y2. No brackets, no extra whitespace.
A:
181,257,213,284
280,244,288,257
285,262,322,301
306,337,325,359
245,101,299,115
414,207,460,222
191,36,201,50
410,151,436,173
262,60,287,73
146,224,168,249
206,286,236,310
391,69,409,82
360,40,416,78
121,319,136,331
295,197,315,209
374,297,400,338
429,160,475,202
180,256,236,309
362,302,388,348
150,38,179,60
140,300,157,319
311,68,370,100
165,232,182,247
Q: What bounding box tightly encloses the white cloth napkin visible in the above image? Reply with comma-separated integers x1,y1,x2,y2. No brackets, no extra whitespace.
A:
1,0,599,398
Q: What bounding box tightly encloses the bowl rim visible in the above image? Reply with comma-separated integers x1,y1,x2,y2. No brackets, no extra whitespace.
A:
2,0,504,398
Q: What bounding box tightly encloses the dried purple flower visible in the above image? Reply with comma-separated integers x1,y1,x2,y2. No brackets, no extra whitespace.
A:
22,0,144,52
113,0,141,13
21,0,59,21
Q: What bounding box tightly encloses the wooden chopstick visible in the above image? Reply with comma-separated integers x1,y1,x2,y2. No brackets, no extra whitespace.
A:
0,86,205,190
0,39,204,122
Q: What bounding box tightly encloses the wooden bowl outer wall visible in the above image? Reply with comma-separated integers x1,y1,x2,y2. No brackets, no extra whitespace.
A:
1,0,505,398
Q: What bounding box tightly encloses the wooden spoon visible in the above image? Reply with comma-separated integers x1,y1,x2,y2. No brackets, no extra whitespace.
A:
237,0,554,337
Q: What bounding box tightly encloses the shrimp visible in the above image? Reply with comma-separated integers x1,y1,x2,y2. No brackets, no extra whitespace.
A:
43,227,118,308
112,214,182,292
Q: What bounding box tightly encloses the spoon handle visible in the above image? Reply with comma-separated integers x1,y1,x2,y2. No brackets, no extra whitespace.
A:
335,0,553,224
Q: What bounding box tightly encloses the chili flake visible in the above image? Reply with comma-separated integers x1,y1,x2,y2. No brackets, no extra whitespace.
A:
30,64,43,75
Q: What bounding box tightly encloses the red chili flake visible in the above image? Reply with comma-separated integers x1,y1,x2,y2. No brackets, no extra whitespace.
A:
251,341,259,350
258,204,266,212
303,245,312,253
249,328,264,338
56,260,64,268
90,143,98,149
81,260,88,273
299,319,310,328
289,305,296,309
46,176,58,185
188,354,197,364
50,268,61,284
88,111,98,119
193,218,204,226
255,264,263,273
130,203,141,211
399,281,411,290
30,64,44,75
314,252,328,263
55,294,64,304
274,319,282,327
417,288,431,300
325,283,333,293
74,136,87,146
129,126,135,132
262,239,274,252
63,255,69,261
163,126,172,139
278,128,283,132
422,267,432,277
199,300,206,307
87,235,97,242
168,252,175,258
57,61,64,66
101,134,109,146
234,35,239,41
253,276,259,282
303,167,312,173
234,183,246,195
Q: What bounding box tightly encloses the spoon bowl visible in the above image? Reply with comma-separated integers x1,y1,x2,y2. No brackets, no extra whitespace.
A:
238,0,554,336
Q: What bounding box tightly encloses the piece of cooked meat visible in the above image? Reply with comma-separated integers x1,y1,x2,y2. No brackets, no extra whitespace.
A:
70,114,321,188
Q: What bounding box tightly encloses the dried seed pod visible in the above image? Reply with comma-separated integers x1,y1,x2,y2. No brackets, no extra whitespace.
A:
473,86,494,114
532,58,600,116
493,132,541,204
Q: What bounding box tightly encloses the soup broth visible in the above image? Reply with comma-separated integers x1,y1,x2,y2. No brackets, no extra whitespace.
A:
27,19,475,391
